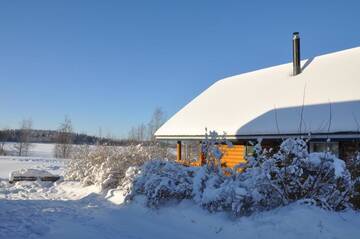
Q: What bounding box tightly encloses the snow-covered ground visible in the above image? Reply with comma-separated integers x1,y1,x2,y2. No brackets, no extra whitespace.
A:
3,142,55,158
1,145,360,239
0,143,63,179
0,157,64,179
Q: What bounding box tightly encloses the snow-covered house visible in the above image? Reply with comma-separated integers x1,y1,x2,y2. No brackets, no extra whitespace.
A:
155,33,360,167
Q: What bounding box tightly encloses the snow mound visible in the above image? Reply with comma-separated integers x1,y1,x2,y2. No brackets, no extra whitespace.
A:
9,168,60,183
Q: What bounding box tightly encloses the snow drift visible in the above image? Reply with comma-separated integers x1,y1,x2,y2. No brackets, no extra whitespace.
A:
9,168,60,183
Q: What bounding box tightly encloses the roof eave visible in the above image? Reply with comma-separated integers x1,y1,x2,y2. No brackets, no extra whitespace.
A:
156,132,360,141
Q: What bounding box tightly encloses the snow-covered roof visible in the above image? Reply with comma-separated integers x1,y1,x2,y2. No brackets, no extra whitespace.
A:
155,47,360,140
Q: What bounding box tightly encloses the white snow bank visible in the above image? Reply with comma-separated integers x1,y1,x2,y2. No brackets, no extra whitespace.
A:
0,180,100,201
1,193,360,239
105,188,127,205
9,168,58,182
0,147,359,239
0,156,65,179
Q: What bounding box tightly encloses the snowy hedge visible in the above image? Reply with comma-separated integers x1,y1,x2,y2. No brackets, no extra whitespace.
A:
128,138,358,216
65,143,173,190
348,152,360,208
131,160,194,207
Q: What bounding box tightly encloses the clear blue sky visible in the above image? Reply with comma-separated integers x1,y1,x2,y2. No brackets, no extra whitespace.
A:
1,0,360,138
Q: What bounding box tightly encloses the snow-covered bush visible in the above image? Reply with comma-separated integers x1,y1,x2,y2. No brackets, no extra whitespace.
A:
65,143,173,190
200,129,232,172
64,144,91,182
128,137,355,216
347,152,360,209
131,160,195,207
193,166,236,212
131,159,257,215
240,138,353,213
191,130,239,212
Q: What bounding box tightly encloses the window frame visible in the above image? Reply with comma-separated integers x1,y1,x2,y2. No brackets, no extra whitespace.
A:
309,141,339,157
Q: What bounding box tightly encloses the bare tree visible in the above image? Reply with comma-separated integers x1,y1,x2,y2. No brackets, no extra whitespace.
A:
147,107,165,141
97,126,103,145
54,116,73,158
137,123,147,141
128,123,147,141
127,107,166,142
128,126,137,141
13,119,33,156
0,128,9,155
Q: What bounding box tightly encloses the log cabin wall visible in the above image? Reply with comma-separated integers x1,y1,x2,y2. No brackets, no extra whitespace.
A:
219,144,246,168
175,138,360,168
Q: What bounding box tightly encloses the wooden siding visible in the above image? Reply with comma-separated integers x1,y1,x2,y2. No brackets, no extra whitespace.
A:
176,143,247,169
175,139,359,170
219,145,246,169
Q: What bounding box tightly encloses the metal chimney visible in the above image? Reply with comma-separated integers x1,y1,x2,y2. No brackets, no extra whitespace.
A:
292,32,301,75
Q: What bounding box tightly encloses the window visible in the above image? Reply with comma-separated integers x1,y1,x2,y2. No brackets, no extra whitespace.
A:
181,141,200,162
309,142,339,157
245,145,255,156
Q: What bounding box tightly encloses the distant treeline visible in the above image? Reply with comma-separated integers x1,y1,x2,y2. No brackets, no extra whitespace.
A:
0,129,144,146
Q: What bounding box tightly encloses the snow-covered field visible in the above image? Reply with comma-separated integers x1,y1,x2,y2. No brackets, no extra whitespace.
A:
3,142,55,158
1,144,360,239
0,143,62,179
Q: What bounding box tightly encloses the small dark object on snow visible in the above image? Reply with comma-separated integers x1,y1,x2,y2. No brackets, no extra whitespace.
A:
9,169,60,184
9,176,60,183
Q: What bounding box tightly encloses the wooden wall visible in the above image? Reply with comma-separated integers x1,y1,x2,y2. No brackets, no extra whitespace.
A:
219,145,246,168
175,139,359,168
175,142,247,168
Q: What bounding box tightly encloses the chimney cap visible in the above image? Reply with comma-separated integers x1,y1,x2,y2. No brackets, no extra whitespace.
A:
293,32,300,39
